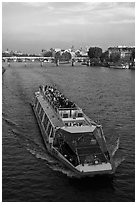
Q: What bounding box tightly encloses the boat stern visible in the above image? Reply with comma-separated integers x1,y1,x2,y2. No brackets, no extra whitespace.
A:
53,123,116,176
75,162,113,176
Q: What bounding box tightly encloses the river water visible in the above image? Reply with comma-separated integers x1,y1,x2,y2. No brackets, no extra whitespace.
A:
2,62,135,202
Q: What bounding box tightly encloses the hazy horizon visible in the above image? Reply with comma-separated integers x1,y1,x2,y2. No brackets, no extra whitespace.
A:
2,2,135,54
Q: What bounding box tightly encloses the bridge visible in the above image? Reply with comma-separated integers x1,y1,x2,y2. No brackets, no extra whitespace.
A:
2,56,54,62
2,56,89,66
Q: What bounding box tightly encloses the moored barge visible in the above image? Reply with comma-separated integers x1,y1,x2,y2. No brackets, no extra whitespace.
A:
31,85,115,177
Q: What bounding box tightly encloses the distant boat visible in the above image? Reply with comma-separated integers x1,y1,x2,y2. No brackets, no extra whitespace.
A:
109,63,129,69
31,85,115,177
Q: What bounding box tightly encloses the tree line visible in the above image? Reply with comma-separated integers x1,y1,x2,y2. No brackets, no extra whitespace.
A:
88,47,135,65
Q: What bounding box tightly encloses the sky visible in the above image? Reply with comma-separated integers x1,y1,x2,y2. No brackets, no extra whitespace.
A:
2,1,135,54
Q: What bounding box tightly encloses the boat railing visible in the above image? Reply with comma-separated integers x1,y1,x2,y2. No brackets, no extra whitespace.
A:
42,94,84,121
42,93,59,113
58,107,78,111
39,86,76,112
39,85,85,121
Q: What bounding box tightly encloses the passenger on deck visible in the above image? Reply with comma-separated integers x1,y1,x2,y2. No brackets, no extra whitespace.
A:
39,85,43,92
44,85,76,109
44,85,47,91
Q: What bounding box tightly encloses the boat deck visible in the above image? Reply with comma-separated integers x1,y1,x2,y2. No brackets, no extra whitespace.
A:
36,85,96,129
37,93,64,128
76,163,112,173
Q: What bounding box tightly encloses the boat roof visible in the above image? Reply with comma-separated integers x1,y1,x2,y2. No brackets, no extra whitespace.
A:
61,125,96,133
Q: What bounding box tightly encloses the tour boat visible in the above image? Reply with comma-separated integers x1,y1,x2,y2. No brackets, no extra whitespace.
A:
31,85,115,177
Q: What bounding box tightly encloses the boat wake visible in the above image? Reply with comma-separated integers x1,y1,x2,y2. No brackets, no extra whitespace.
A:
111,138,120,157
113,156,125,169
2,114,19,129
2,114,78,177
25,140,80,178
11,128,79,178
24,134,124,178
107,136,125,170
25,140,81,178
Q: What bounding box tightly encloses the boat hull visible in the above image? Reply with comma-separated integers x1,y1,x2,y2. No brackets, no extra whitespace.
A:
31,103,114,177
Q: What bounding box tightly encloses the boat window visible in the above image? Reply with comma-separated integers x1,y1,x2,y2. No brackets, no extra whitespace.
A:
49,127,54,138
65,123,68,126
37,102,41,114
73,122,77,126
79,122,83,126
34,97,38,107
90,138,97,145
59,111,62,116
47,122,52,136
63,113,68,118
39,106,41,114
77,133,97,146
40,108,44,121
77,112,83,117
43,114,49,130
71,110,76,118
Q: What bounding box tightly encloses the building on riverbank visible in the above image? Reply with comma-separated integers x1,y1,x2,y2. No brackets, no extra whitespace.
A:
108,46,135,61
